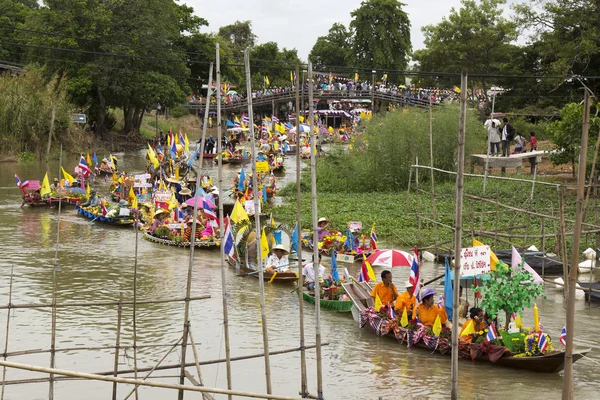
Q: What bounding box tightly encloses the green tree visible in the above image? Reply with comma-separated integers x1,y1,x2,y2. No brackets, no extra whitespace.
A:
0,0,38,64
413,0,517,95
309,23,352,69
218,20,257,55
250,42,299,88
349,0,411,71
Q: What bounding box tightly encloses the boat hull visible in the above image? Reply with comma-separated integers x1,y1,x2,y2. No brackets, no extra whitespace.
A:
143,231,218,248
227,256,298,282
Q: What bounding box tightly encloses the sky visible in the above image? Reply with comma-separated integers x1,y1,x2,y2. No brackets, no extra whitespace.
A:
190,0,519,61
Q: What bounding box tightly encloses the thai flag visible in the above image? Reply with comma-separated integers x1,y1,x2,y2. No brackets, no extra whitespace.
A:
242,115,250,125
14,173,29,190
486,323,498,342
78,155,92,177
560,326,567,346
202,198,217,220
223,218,235,257
388,307,396,320
179,130,185,146
437,294,444,309
538,332,549,353
272,115,279,124
409,247,420,297
101,200,108,216
370,224,378,250
234,120,241,128
415,317,424,328
261,125,268,135
289,115,296,121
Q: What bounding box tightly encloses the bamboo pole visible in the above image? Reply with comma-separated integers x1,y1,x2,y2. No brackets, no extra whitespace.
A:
308,61,324,400
294,63,308,399
563,90,591,400
45,107,56,169
111,293,123,400
0,266,14,400
132,209,140,400
405,157,414,213
583,129,600,217
215,44,233,399
0,360,305,400
429,97,439,255
178,62,214,400
482,93,495,194
49,144,62,400
472,228,600,239
188,327,215,400
415,156,422,247
559,187,569,298
244,47,272,395
451,70,468,400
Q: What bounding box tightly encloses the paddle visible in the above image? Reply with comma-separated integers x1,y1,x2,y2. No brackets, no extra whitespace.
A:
88,216,99,224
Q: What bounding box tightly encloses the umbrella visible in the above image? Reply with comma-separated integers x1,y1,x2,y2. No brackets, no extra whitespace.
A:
69,187,86,194
184,196,216,209
227,90,238,95
366,249,413,268
289,124,310,133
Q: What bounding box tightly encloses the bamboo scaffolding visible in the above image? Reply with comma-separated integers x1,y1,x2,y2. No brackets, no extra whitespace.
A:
415,157,422,247
215,44,233,399
473,228,600,239
132,207,140,400
111,293,122,400
188,327,215,400
0,360,305,400
244,47,272,395
0,266,14,400
5,343,191,358
0,295,211,310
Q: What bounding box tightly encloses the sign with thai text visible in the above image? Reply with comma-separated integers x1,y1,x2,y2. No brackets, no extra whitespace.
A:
459,246,491,277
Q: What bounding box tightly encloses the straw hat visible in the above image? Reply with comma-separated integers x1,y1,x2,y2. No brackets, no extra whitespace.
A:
179,188,192,196
404,280,414,288
154,209,167,217
271,244,289,253
53,178,59,182
180,203,188,209
187,175,197,183
209,187,219,196
318,217,328,223
165,176,179,183
102,158,108,162
141,202,153,209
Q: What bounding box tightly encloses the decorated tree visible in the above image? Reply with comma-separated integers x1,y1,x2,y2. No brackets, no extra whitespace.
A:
476,262,545,329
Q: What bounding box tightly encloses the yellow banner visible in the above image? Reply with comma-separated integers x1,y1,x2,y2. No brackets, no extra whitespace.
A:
256,161,269,172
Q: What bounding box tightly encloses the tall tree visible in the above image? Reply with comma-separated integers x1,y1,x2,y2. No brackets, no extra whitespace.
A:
250,42,300,88
309,23,352,69
0,0,38,65
218,20,257,55
412,0,517,94
349,0,411,70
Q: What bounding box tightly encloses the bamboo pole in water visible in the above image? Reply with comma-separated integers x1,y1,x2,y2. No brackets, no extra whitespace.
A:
111,293,122,400
563,89,591,400
307,61,324,400
429,96,439,255
49,144,62,400
558,187,569,298
215,43,233,399
451,69,468,400
244,47,272,395
178,62,214,400
132,209,140,400
294,63,308,398
0,266,14,400
188,327,215,400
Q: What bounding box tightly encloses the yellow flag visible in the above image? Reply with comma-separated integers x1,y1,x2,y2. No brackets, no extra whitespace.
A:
86,183,90,197
400,307,409,327
86,153,92,166
40,172,51,196
459,319,475,337
230,199,249,224
453,85,461,93
168,192,178,210
363,254,376,282
112,172,118,183
432,315,442,337
61,167,74,185
515,313,523,328
184,133,190,152
273,141,279,151
473,238,498,271
129,188,138,209
175,165,180,181
374,293,383,312
299,115,304,123
260,228,269,260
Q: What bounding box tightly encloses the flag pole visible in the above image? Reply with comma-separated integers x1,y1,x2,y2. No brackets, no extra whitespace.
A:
308,61,324,400
451,70,468,400
562,89,590,400
215,43,233,399
295,63,308,398
244,47,272,395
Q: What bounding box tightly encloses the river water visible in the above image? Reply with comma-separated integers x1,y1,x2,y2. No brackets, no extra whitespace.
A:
1,149,600,400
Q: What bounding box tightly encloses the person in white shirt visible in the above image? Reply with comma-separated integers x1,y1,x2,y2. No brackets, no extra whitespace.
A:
302,254,326,290
265,244,290,273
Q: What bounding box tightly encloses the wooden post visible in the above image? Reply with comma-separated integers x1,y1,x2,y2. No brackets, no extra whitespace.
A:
371,70,376,114
111,293,122,400
541,220,546,279
559,187,569,298
563,89,591,400
45,107,56,169
132,211,140,400
595,177,599,251
244,47,273,395
429,96,439,255
308,61,324,400
0,266,14,400
451,70,468,400
415,157,422,247
295,63,308,398
405,158,413,213
482,93,495,195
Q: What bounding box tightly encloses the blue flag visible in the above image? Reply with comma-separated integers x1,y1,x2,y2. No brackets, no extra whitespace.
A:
188,146,201,167
444,257,454,322
330,250,340,282
290,224,299,253
273,231,282,244
238,168,245,192
344,228,354,251
262,184,267,203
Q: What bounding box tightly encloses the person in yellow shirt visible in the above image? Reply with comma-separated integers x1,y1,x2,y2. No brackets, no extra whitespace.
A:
416,287,448,326
370,270,398,306
459,307,487,343
394,280,417,318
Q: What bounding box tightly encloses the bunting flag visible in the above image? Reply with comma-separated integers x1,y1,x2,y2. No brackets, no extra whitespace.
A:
230,199,249,223
432,315,442,337
370,223,378,250
40,172,51,196
374,294,383,312
260,228,269,260
223,217,235,257
61,167,74,185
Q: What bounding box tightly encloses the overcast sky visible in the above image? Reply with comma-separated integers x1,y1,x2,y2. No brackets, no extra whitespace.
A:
190,0,519,61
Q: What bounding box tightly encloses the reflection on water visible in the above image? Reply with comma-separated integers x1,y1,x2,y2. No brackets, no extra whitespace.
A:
1,150,599,399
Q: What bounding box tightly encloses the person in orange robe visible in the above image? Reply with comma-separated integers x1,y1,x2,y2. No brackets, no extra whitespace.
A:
370,270,398,306
394,280,417,318
416,287,448,326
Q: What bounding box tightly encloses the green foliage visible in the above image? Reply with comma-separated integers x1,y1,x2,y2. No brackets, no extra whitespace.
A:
477,262,546,320
349,0,411,70
0,0,38,63
510,115,552,141
218,20,257,55
309,23,352,69
18,151,36,162
250,42,300,88
169,105,189,119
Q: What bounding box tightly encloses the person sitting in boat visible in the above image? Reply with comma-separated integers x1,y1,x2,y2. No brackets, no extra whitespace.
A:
152,208,169,231
139,203,154,226
317,217,331,241
179,203,192,219
99,158,113,172
302,253,326,290
81,190,100,207
416,287,448,327
370,270,399,307
394,280,417,318
178,187,192,203
265,244,291,273
50,178,62,192
459,307,488,343
183,218,204,242
256,150,267,162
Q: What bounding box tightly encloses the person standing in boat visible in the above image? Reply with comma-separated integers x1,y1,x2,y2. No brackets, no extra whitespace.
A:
317,217,331,241
370,270,399,306
303,253,326,290
265,244,291,273
394,280,417,318
416,287,448,326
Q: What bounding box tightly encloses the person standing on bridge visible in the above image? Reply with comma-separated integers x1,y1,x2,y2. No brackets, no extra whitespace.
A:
501,117,515,157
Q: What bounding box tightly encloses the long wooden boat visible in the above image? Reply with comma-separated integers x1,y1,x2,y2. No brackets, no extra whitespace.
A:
97,169,117,176
298,289,353,312
197,153,217,159
226,255,298,283
142,231,219,248
342,281,589,373
216,157,250,165
76,205,134,226
22,195,82,207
